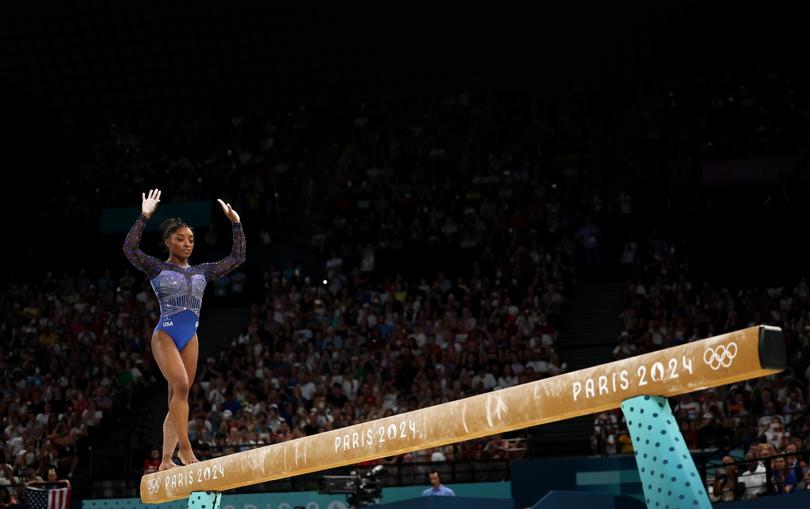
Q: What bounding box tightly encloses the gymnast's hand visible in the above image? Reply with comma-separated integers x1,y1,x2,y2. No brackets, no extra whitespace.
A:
141,189,161,219
217,198,240,224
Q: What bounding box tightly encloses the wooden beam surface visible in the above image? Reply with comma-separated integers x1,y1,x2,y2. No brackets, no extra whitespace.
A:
141,325,784,503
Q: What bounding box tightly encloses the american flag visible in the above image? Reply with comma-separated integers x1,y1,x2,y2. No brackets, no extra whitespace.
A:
26,481,71,509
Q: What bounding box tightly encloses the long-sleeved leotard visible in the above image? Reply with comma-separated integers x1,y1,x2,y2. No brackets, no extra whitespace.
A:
123,214,246,350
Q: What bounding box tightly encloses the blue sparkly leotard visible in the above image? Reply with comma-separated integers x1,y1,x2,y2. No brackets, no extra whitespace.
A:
123,214,246,351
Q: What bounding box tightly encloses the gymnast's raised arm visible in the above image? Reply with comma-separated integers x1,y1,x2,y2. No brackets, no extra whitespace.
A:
122,189,162,277
200,198,246,279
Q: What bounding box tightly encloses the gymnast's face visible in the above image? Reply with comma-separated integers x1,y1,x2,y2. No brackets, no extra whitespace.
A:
166,227,194,261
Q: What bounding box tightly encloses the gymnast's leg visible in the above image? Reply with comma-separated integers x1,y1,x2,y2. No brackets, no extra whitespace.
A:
160,335,199,469
160,386,179,470
179,335,199,456
152,330,199,466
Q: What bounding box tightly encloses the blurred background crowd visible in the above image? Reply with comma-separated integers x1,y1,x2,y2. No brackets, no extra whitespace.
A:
2,1,809,506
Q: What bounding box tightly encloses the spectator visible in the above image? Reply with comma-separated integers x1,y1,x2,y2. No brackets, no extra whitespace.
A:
739,449,768,500
771,456,797,494
421,470,455,497
576,217,601,275
0,486,18,509
617,427,634,454
764,417,785,450
711,456,744,502
143,449,161,475
785,443,806,487
482,435,508,460
0,463,19,494
591,412,619,455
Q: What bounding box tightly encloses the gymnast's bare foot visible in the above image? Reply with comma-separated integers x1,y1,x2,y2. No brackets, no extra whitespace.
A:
159,457,178,471
178,447,199,466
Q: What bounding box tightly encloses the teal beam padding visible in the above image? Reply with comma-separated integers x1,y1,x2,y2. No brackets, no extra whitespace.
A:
187,492,221,509
620,396,710,509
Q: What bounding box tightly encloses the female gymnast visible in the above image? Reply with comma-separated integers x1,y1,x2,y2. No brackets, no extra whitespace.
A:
123,189,246,469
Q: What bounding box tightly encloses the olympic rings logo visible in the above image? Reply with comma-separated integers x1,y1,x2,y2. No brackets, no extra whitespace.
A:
146,478,162,495
703,342,737,370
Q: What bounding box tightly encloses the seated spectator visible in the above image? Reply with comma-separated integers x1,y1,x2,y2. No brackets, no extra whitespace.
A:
48,422,78,478
764,417,786,450
143,449,160,474
675,394,702,422
711,456,744,502
481,435,508,460
592,412,619,455
429,447,448,462
771,456,797,494
727,392,748,416
739,449,768,499
785,443,806,488
0,462,19,492
617,427,633,454
0,486,19,509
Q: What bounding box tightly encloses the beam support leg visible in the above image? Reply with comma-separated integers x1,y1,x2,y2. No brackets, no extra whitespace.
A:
188,492,221,509
620,395,710,509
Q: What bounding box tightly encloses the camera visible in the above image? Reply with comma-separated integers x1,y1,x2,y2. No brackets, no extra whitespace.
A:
319,465,387,507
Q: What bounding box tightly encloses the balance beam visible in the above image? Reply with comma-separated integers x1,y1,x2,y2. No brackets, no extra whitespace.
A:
141,325,784,503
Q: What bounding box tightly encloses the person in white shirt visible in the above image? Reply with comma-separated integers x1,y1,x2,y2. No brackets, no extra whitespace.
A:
266,405,286,433
299,372,317,401
471,370,497,391
739,450,768,499
0,462,20,489
763,417,785,450
676,394,701,420
526,357,550,375
429,448,446,462
496,365,518,389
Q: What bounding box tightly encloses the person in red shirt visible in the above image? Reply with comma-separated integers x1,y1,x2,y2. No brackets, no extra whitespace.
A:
0,486,19,509
727,392,747,415
143,449,161,474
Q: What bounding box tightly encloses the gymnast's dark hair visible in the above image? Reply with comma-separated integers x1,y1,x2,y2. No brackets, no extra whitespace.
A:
159,217,191,250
